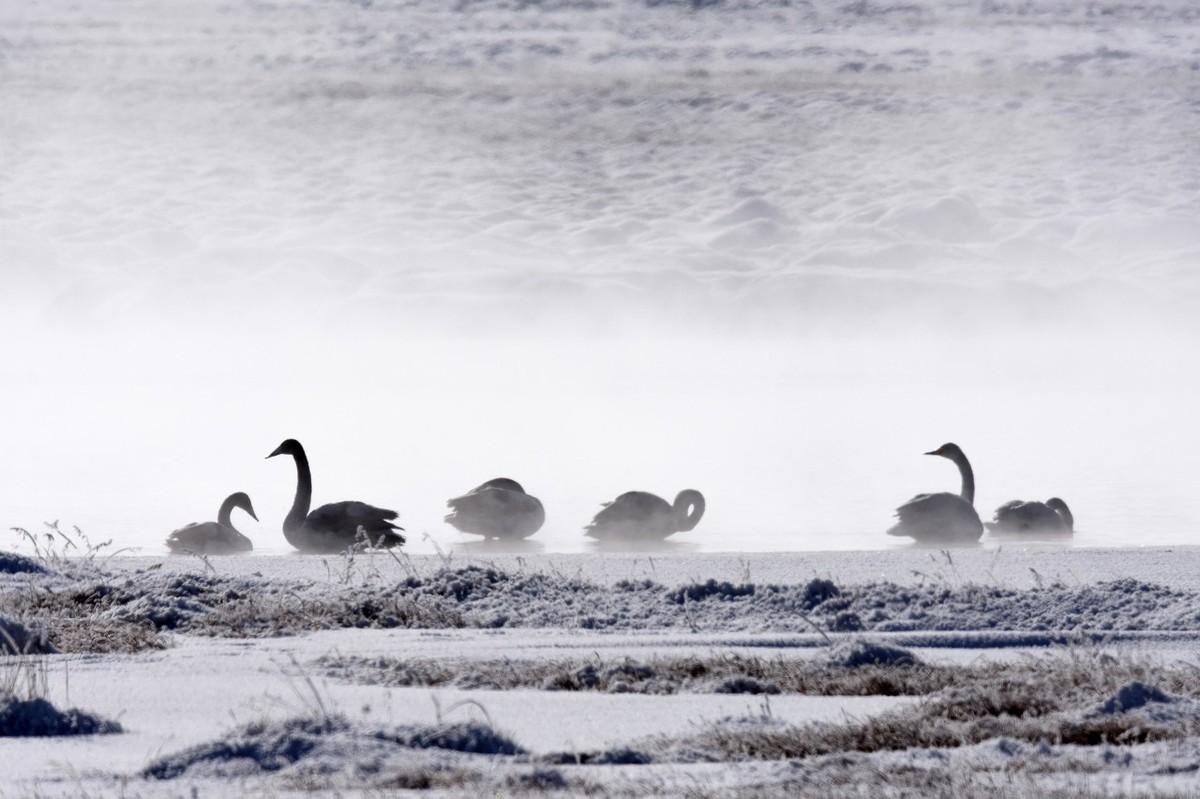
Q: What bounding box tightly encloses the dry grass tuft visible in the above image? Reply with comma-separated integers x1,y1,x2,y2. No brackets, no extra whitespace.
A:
11,522,126,577
317,649,955,696
648,647,1200,763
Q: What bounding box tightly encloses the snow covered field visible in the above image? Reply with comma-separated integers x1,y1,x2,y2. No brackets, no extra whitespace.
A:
7,546,1200,796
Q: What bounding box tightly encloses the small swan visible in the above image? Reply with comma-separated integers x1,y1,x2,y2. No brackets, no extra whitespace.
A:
166,492,257,555
266,438,404,554
444,478,545,540
986,497,1074,535
585,489,705,541
887,443,983,543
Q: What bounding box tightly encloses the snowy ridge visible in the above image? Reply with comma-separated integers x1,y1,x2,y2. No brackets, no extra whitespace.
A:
11,559,1200,643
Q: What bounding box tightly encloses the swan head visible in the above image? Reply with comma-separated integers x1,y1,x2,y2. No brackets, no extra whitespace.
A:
230,492,259,522
267,439,304,459
924,443,966,461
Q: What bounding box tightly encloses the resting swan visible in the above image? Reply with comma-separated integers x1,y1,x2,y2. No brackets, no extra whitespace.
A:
585,489,705,541
887,443,983,543
444,478,545,540
267,438,404,553
986,497,1074,535
166,492,257,555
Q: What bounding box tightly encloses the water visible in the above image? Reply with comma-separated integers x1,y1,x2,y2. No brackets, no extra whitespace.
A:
1,0,1198,556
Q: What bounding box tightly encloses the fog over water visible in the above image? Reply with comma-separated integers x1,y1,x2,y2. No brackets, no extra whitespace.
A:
2,0,1198,554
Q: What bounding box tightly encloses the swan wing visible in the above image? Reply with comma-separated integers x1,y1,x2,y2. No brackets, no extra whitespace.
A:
166,521,252,555
307,501,405,547
446,487,544,538
889,492,982,542
585,492,673,539
988,500,1067,534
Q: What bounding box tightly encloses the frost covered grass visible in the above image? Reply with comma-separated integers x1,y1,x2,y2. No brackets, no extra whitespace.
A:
6,551,1200,795
140,661,542,793
5,556,1200,654
11,522,125,578
0,639,122,738
318,644,947,696
142,715,523,780
642,649,1200,763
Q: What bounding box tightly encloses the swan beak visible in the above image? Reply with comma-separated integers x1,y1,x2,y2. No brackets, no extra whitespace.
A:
247,506,259,522
266,445,284,459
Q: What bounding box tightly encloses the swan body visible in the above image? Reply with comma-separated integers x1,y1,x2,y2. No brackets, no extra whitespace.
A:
166,492,257,555
888,443,983,543
445,478,545,540
267,438,404,554
585,489,705,541
986,497,1074,535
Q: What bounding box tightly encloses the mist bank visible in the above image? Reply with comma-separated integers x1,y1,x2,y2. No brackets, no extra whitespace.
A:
3,311,1198,556
5,263,1199,343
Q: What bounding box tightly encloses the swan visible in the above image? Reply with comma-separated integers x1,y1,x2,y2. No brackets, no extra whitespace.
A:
584,489,705,541
266,438,405,553
166,492,257,555
444,478,545,540
986,497,1074,535
887,443,983,543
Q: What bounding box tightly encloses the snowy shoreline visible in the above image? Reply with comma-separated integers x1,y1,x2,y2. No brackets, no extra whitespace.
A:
7,546,1200,796
87,544,1200,591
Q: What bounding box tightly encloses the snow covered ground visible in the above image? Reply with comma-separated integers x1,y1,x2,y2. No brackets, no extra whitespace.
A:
7,547,1200,796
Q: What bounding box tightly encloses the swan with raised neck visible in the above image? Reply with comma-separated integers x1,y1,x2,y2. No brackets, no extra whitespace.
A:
887,443,983,543
267,438,404,554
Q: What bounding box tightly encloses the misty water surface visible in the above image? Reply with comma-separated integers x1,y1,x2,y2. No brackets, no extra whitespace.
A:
1,0,1198,555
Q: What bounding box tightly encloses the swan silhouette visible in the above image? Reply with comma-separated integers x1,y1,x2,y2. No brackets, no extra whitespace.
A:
887,443,983,543
166,492,257,555
585,489,705,541
266,439,404,553
986,497,1074,535
444,478,545,540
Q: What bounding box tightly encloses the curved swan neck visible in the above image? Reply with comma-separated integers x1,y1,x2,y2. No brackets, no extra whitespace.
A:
217,495,238,528
952,452,975,505
285,448,313,532
1048,498,1073,531
673,490,706,532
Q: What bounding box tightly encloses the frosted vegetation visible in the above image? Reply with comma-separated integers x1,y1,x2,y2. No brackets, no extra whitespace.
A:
7,533,1200,795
